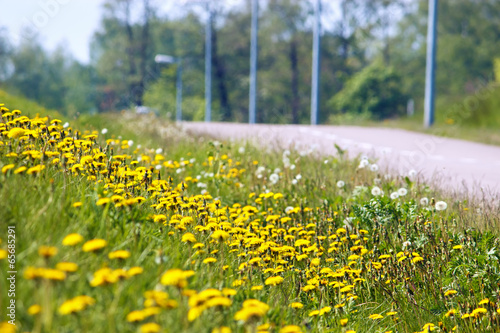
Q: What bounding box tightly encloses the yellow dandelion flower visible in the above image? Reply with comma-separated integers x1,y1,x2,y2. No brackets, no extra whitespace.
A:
72,201,83,208
479,298,489,305
203,257,217,264
340,318,348,326
59,296,95,315
319,306,331,315
265,276,284,286
28,304,42,315
0,322,16,333
0,249,7,260
279,325,303,333
7,127,25,139
160,268,195,288
445,309,457,317
369,314,384,320
290,302,303,309
128,266,144,277
205,296,232,308
82,239,107,252
182,232,197,243
62,233,84,246
96,197,111,206
56,262,78,272
108,250,131,260
218,288,235,297
444,290,457,297
41,268,66,281
139,323,161,333
452,245,463,250
27,165,45,175
471,307,487,317
234,300,269,322
38,246,58,258
14,166,27,174
1,164,15,174
308,310,320,317
211,230,230,241
127,310,146,322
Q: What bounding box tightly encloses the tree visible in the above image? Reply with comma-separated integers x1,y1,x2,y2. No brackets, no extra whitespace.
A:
91,0,156,110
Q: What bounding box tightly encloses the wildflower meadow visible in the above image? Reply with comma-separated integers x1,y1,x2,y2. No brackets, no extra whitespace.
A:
1,102,500,333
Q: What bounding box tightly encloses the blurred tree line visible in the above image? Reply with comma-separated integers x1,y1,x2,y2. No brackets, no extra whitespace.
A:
0,0,499,124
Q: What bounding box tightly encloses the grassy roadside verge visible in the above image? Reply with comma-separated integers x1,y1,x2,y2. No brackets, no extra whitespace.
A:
1,100,500,333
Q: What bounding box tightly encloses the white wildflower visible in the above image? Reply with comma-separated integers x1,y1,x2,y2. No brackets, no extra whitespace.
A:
371,186,382,196
156,148,163,154
398,188,408,196
238,146,245,154
155,164,162,170
435,201,447,211
63,122,70,128
358,159,370,168
269,173,279,184
402,240,412,249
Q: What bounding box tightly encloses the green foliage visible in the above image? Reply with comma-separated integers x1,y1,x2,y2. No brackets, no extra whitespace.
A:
328,62,408,120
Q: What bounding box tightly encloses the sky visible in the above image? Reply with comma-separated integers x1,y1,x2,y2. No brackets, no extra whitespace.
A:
1,0,107,64
0,0,181,64
1,0,336,65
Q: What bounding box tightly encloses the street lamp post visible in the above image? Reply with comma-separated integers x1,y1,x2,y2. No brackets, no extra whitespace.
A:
310,0,321,125
155,54,183,122
424,0,438,128
249,0,258,124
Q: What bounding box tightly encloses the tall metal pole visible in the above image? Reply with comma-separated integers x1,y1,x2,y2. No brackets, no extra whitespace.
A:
249,0,258,124
205,6,212,122
176,59,183,122
310,0,321,125
424,0,438,128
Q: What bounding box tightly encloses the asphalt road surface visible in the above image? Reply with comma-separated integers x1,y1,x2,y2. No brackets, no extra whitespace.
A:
182,122,500,198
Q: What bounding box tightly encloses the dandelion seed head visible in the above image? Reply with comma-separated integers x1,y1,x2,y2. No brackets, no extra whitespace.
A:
435,201,448,211
370,164,379,172
390,192,399,200
269,173,279,184
371,186,382,196
101,128,108,134
420,197,429,205
337,180,345,188
398,188,408,196
358,159,370,168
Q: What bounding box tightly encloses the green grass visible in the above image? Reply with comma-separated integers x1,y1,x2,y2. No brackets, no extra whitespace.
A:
1,94,500,333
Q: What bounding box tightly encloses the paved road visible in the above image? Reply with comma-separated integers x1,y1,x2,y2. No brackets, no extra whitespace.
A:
182,122,500,197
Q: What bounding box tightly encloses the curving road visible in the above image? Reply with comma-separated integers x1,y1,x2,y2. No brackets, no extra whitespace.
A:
181,122,500,197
